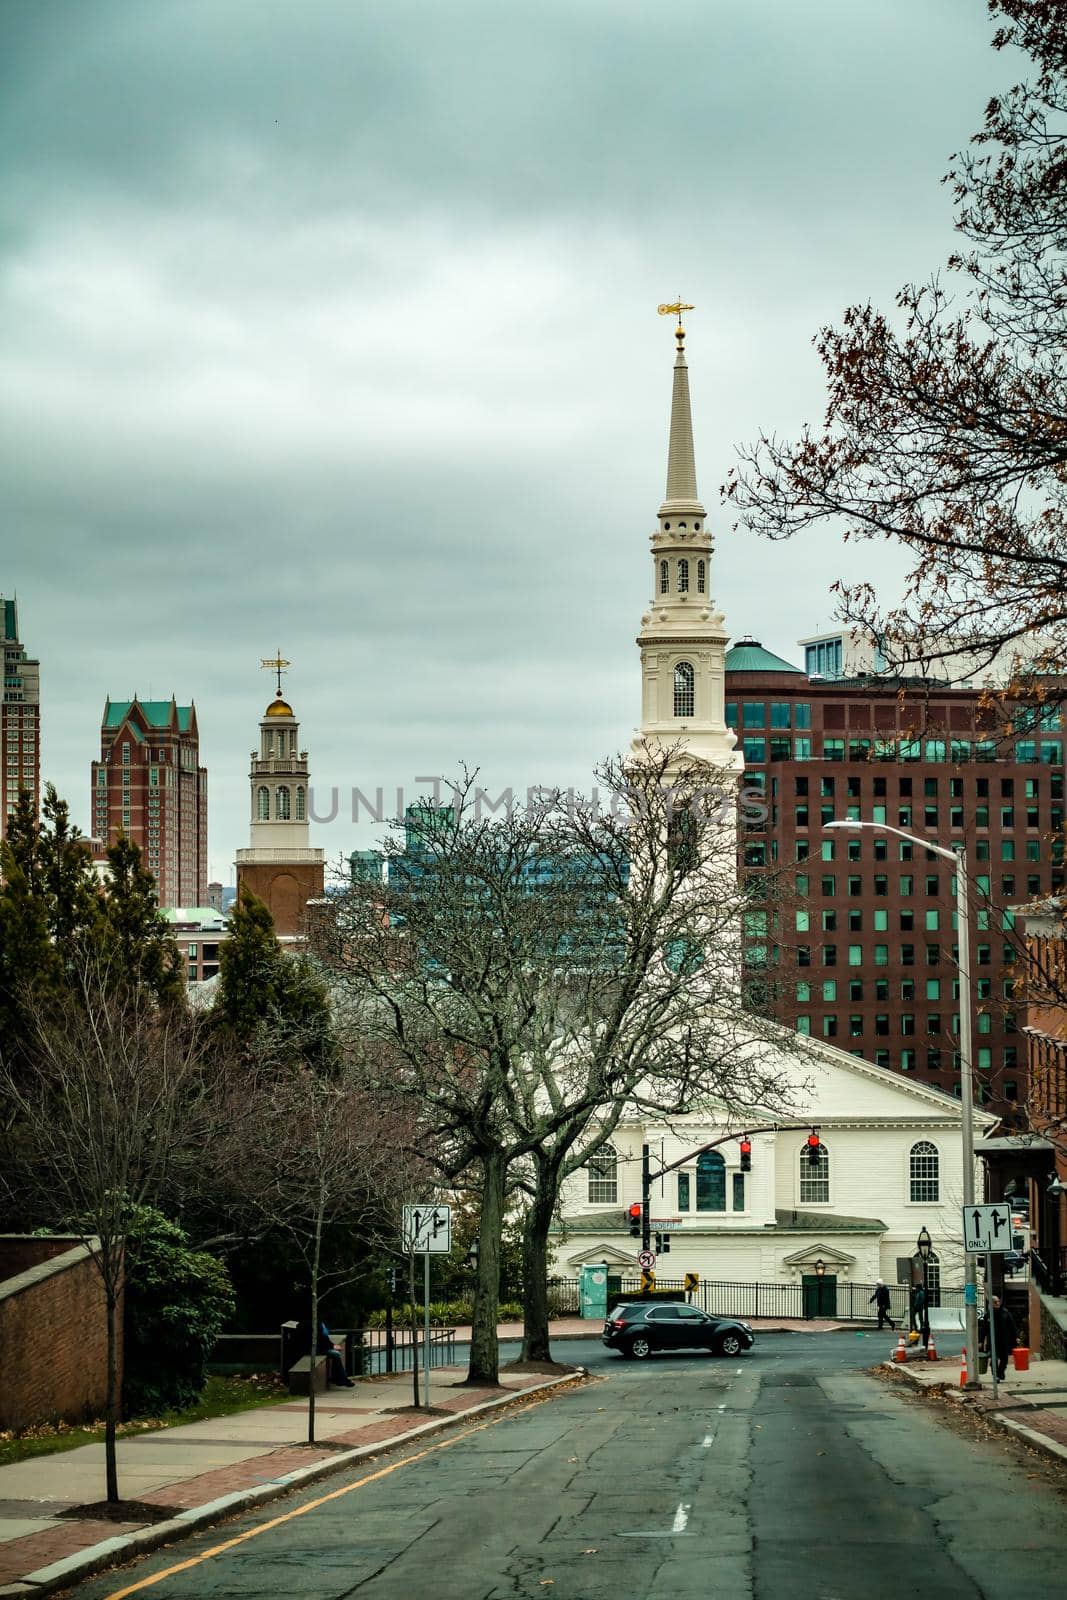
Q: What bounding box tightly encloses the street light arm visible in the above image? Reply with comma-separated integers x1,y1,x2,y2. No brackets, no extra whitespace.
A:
823,818,955,863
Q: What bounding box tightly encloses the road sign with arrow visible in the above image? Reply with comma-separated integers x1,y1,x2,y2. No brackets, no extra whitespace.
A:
962,1202,1013,1254
637,1249,656,1270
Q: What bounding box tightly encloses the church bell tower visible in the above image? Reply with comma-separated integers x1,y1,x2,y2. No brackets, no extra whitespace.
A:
234,653,325,940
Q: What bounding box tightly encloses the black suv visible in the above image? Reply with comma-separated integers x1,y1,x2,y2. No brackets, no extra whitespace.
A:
602,1302,754,1359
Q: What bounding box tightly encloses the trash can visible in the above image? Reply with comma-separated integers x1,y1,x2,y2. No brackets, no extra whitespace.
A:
1012,1346,1030,1372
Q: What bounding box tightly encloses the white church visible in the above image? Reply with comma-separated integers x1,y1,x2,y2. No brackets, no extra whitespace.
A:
550,313,994,1302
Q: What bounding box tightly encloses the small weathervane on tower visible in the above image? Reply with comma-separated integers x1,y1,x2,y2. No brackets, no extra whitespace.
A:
658,298,695,350
261,649,291,697
657,298,695,326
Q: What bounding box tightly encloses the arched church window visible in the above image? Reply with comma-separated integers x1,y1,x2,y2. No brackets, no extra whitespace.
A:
678,559,689,593
697,560,706,594
276,785,291,820
295,786,306,821
696,1151,726,1212
674,661,695,718
587,1144,618,1205
909,1141,939,1203
660,560,669,595
799,1141,830,1203
256,786,270,821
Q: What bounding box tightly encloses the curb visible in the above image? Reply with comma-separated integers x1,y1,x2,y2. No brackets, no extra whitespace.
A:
0,1371,587,1600
883,1360,1067,1467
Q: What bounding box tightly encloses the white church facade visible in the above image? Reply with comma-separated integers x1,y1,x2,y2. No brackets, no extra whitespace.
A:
550,310,994,1295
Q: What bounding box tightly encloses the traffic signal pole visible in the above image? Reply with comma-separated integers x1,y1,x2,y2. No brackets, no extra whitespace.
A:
641,1143,651,1252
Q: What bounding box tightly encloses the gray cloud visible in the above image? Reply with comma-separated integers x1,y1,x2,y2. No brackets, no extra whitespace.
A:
1,0,1001,879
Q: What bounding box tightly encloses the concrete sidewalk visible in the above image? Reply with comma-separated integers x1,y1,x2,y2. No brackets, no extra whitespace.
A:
466,1315,854,1340
0,1363,581,1598
886,1349,1067,1464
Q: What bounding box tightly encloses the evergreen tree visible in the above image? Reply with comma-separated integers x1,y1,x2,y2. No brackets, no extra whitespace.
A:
102,835,184,1008
214,885,335,1072
36,785,104,958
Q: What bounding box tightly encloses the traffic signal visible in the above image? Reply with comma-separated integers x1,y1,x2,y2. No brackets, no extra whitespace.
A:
656,1231,671,1255
739,1137,752,1173
386,1265,397,1296
628,1202,642,1238
807,1130,822,1169
464,1235,480,1269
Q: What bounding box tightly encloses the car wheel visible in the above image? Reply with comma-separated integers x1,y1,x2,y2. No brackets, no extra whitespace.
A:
717,1332,743,1357
630,1336,652,1360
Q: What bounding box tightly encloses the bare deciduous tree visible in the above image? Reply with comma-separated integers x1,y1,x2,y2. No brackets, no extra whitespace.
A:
0,953,217,1504
727,2,1067,690
316,747,803,1379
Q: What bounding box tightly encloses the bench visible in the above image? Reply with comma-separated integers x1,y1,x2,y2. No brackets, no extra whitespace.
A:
287,1354,328,1395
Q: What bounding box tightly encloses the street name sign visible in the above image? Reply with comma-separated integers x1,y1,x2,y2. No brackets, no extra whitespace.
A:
637,1249,656,1270
402,1204,452,1254
962,1202,1013,1254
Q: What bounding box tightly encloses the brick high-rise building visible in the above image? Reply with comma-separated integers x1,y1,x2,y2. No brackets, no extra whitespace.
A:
1,595,41,839
727,638,1066,1117
92,697,207,907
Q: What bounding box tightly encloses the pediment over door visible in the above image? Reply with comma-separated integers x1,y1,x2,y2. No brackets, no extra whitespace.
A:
565,1243,639,1269
780,1243,857,1278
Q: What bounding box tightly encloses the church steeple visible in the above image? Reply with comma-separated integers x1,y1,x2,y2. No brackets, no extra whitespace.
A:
632,309,742,777
660,321,703,516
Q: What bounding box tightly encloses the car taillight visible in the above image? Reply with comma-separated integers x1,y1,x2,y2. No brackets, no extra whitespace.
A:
611,1319,627,1329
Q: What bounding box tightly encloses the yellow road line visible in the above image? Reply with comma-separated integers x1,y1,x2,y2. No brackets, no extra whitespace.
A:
101,1388,563,1600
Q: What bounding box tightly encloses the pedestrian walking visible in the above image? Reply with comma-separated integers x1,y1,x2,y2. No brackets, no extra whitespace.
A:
913,1283,930,1348
990,1296,1016,1382
870,1280,895,1330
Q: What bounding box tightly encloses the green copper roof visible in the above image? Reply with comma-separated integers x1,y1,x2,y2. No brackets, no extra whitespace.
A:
725,639,803,674
104,699,192,732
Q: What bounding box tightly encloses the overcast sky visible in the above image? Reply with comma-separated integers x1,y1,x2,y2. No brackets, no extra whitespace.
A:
2,0,1006,882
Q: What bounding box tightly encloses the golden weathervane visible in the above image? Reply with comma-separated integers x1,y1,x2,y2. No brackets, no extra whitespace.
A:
261,649,291,697
658,298,695,329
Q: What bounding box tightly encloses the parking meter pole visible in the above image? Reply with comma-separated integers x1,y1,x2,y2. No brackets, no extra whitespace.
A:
641,1143,651,1254
423,1251,431,1411
986,1251,999,1402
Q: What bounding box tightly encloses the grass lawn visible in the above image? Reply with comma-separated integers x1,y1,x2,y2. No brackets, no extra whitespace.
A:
0,1373,289,1469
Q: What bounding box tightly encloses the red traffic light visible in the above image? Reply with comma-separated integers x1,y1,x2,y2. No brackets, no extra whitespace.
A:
806,1131,822,1168
739,1137,752,1173
627,1202,642,1220
807,1132,820,1150
739,1139,752,1156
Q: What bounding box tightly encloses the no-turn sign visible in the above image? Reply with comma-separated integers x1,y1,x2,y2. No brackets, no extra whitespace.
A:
637,1249,656,1270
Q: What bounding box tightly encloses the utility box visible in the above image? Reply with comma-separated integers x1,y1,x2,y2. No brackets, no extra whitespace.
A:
579,1264,609,1321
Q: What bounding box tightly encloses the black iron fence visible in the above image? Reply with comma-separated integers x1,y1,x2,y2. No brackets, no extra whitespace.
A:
547,1275,966,1323
340,1325,457,1376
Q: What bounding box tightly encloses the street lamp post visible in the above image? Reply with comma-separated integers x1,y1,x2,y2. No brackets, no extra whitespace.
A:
825,819,979,1389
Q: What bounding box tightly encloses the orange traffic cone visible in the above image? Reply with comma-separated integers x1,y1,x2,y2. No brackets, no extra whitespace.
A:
893,1331,907,1363
959,1347,968,1386
927,1332,937,1361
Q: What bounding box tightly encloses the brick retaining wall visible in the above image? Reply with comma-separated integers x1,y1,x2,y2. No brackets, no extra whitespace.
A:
0,1234,121,1431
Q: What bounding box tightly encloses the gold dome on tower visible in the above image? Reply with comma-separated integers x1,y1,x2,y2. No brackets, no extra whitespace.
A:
265,696,294,717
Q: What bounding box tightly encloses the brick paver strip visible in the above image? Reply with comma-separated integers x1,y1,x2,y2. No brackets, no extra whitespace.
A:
139,1447,338,1510
0,1522,141,1587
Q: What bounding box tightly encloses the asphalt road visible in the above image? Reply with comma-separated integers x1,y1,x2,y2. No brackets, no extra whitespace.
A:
71,1331,1066,1600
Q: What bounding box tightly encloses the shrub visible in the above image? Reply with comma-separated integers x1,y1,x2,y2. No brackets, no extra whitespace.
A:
364,1299,523,1329
122,1206,235,1418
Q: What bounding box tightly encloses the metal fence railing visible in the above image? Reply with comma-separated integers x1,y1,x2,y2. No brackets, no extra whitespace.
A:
545,1276,967,1323
341,1325,457,1376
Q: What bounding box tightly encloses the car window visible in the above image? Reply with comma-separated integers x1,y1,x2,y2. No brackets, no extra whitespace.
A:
676,1306,706,1320
646,1306,680,1321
